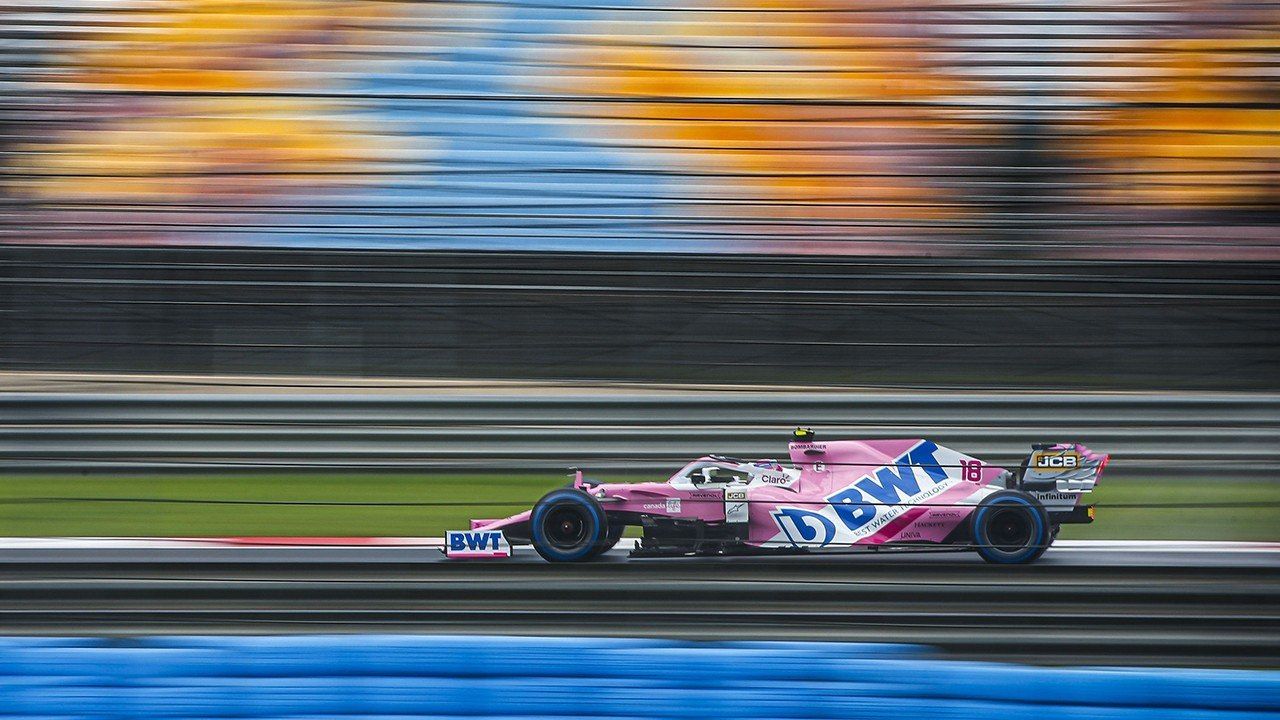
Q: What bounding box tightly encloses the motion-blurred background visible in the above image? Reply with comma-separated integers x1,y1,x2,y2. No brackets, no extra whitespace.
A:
2,0,1279,388
1,3,1279,713
1,0,1278,539
5,0,1279,256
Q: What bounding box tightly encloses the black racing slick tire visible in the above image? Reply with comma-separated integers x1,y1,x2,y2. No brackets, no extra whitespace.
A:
530,488,610,562
971,490,1051,564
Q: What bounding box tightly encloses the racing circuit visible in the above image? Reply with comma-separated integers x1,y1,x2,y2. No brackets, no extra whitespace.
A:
3,4,1279,714
3,378,1278,669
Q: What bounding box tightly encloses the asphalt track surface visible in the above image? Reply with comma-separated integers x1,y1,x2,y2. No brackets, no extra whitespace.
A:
2,541,1277,668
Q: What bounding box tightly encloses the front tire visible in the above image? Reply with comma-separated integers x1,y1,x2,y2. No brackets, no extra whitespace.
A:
971,491,1051,564
530,489,609,562
586,522,625,559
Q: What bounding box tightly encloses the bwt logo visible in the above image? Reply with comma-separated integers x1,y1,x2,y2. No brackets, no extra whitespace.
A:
773,440,953,546
450,531,501,551
444,530,511,558
1032,451,1081,470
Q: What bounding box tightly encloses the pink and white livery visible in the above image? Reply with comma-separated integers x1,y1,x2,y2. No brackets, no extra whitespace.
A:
450,429,1109,564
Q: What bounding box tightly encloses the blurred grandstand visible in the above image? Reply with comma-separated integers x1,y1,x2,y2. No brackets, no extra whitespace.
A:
2,0,1277,256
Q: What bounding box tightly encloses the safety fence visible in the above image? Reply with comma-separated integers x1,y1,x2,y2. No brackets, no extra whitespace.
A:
0,635,1277,719
3,391,1277,477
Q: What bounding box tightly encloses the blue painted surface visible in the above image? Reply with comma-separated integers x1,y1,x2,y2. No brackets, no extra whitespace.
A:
0,636,1276,718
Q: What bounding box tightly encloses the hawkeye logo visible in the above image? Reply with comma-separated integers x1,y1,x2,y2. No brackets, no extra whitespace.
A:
444,530,511,558
771,440,963,548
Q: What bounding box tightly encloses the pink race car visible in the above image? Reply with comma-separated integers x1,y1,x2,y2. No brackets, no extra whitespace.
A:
452,429,1108,564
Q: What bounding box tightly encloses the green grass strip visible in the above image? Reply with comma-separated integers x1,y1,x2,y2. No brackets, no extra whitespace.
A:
0,473,1275,540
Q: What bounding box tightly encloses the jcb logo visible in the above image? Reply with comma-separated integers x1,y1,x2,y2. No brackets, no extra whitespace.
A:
1032,451,1080,470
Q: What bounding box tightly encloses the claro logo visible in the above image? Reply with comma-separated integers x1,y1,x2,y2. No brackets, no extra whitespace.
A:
1031,450,1081,470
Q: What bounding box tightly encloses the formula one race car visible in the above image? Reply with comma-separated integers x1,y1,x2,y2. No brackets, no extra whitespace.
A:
447,429,1108,564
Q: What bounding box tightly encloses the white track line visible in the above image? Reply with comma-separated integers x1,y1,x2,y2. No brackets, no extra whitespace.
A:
0,537,1275,552
1053,540,1280,552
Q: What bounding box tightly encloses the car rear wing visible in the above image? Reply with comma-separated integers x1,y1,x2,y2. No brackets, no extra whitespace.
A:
1019,443,1109,493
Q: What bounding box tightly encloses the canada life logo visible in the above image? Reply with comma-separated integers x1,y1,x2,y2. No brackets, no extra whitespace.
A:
772,440,964,547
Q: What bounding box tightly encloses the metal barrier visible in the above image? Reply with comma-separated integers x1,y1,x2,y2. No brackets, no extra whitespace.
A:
5,248,1279,391
3,391,1278,475
0,635,1276,718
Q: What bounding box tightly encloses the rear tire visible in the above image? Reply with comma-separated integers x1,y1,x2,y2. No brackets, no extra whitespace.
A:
530,489,609,562
971,491,1051,564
